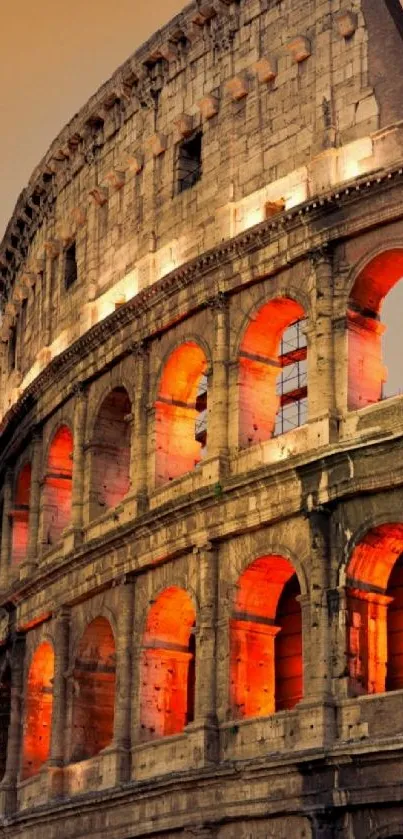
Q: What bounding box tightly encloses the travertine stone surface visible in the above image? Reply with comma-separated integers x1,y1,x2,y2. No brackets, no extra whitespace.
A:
1,1,403,837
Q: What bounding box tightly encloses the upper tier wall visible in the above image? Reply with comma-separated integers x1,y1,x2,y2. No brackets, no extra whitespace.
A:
1,0,403,420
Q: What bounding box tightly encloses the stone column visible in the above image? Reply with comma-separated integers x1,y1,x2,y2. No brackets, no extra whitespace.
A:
191,542,219,763
113,579,135,781
0,633,25,815
0,470,13,590
68,385,88,548
130,343,149,513
298,508,336,748
308,248,337,445
207,294,229,464
43,240,61,346
20,430,42,580
48,607,70,798
305,508,333,702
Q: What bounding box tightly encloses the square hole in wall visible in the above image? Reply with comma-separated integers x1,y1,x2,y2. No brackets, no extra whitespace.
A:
64,242,77,290
176,131,202,194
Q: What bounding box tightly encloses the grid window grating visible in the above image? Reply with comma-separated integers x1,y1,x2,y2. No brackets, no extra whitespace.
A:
274,318,308,436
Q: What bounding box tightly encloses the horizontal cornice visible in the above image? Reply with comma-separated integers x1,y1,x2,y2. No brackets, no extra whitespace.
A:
1,160,403,457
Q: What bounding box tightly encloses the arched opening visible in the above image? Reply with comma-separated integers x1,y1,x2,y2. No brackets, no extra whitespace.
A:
89,387,132,521
155,342,208,485
70,617,116,763
140,587,196,740
0,660,11,781
348,249,403,409
238,298,307,448
230,556,303,719
11,462,31,566
346,523,403,696
22,641,54,780
42,426,73,546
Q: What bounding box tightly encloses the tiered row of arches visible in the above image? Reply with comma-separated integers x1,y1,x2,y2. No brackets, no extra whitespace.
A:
4,246,403,566
1,517,403,783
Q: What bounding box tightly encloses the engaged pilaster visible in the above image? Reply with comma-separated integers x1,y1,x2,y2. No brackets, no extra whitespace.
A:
207,294,229,467
0,470,13,591
130,342,149,513
189,542,219,763
0,633,25,816
113,578,135,781
48,607,70,798
20,429,42,580
307,247,337,444
299,506,336,748
66,384,88,550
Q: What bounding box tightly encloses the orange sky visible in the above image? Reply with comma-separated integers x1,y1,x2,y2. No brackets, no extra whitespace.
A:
0,0,185,238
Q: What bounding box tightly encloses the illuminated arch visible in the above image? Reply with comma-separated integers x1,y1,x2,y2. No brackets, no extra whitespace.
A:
42,425,73,546
70,616,116,763
89,386,132,521
11,462,31,566
345,523,403,696
155,341,208,485
230,555,303,719
140,586,196,740
347,249,403,409
238,297,307,448
22,641,54,780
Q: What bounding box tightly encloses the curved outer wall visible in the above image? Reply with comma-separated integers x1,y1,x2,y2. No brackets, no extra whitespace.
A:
1,1,403,838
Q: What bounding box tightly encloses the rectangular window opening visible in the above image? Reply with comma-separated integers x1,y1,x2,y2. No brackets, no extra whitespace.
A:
274,318,308,437
177,131,202,194
64,242,78,290
9,326,17,371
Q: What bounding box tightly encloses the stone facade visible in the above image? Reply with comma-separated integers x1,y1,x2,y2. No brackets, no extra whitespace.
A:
1,1,403,837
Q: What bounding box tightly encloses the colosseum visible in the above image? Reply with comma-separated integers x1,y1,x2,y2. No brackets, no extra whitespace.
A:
1,0,403,836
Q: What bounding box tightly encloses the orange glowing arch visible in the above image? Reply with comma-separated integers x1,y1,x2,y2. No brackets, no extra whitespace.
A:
42,425,73,546
11,462,31,566
70,616,116,763
22,641,54,779
345,523,403,696
348,249,403,409
155,341,208,485
231,555,303,719
140,586,196,739
89,387,132,520
238,297,306,447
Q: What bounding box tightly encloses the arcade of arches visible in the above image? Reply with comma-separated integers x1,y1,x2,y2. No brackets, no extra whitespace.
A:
0,250,403,818
4,522,403,783
4,255,403,570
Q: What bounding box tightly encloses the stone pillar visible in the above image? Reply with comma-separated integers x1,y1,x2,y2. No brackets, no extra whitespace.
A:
0,470,13,590
130,343,149,512
305,508,333,702
191,543,219,763
68,385,88,548
0,633,25,815
308,248,337,444
230,620,280,717
20,430,42,580
43,240,61,346
297,508,336,748
227,359,240,451
113,579,135,781
207,294,229,464
48,607,70,797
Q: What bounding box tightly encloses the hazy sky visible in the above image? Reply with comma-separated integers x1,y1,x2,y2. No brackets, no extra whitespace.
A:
0,0,185,239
